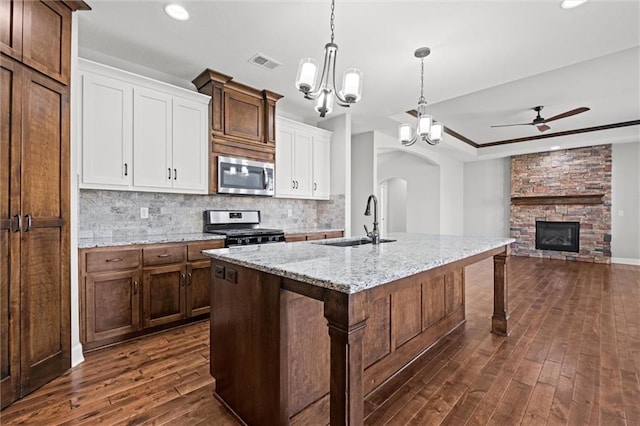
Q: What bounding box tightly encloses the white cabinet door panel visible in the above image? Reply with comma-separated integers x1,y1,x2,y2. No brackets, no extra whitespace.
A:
172,98,208,192
275,126,295,197
293,131,313,196
133,88,172,189
81,73,132,187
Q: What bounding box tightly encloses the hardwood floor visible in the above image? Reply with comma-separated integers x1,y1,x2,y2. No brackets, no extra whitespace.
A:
1,257,638,425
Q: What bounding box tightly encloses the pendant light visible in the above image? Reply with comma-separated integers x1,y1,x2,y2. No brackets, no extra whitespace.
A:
399,47,443,146
295,0,363,118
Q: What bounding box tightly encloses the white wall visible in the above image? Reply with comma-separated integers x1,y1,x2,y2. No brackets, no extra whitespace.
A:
384,178,407,232
319,113,351,235
71,14,84,367
611,141,640,264
463,158,511,237
351,132,376,236
378,151,440,234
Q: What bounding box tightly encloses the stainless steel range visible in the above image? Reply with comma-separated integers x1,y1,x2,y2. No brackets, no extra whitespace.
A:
203,210,285,247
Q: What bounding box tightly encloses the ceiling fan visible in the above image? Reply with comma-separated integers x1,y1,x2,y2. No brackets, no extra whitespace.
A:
491,105,590,132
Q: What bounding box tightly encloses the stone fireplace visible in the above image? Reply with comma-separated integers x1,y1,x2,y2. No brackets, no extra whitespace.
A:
510,145,611,263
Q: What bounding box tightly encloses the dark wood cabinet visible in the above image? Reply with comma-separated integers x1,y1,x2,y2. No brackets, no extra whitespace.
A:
284,230,344,243
0,0,87,409
79,239,224,350
85,270,141,343
192,69,282,193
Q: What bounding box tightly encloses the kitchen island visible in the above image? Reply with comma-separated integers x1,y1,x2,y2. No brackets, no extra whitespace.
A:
204,233,514,425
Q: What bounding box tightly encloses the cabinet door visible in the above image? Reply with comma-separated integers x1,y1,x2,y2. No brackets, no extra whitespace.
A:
292,131,313,197
19,68,70,396
143,264,186,328
275,125,295,197
312,136,331,199
0,55,21,410
172,97,208,192
81,72,132,188
85,270,141,343
223,89,263,143
0,0,23,60
186,261,210,317
21,0,71,84
133,87,172,189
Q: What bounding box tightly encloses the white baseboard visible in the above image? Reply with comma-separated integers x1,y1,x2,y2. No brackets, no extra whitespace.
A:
611,257,640,266
71,343,85,367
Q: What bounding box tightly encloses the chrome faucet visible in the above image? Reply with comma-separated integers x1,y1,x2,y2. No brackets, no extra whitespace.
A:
363,194,380,244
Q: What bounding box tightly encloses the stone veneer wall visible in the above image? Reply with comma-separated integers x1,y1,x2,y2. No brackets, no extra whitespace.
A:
510,145,612,263
79,190,345,239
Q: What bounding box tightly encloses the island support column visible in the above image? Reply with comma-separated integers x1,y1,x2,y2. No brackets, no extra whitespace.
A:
492,246,511,336
324,290,369,426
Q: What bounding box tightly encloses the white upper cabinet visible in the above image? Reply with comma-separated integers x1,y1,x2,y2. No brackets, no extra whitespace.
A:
275,117,332,200
81,72,132,187
79,59,210,194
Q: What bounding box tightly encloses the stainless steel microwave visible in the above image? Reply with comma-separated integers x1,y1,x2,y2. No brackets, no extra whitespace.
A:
217,156,274,196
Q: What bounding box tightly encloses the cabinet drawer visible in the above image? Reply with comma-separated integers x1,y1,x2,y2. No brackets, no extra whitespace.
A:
305,232,325,241
143,245,186,266
86,248,141,273
187,240,225,261
324,231,344,239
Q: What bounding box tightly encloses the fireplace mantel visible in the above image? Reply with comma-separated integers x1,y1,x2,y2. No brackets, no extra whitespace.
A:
510,194,604,206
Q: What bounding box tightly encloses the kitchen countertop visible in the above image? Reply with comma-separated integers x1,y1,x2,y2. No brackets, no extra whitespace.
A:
203,233,515,294
78,233,225,249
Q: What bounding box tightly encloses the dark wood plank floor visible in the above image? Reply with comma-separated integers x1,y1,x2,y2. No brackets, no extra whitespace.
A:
1,257,638,425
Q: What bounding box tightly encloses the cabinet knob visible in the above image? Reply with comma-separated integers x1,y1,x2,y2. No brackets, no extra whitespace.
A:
180,273,186,286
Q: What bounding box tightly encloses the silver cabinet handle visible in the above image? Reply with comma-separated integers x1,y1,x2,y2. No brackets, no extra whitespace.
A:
157,253,172,258
106,257,123,262
24,214,32,232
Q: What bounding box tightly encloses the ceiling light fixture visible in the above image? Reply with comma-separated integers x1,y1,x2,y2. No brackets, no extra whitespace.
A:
399,47,443,147
561,0,588,9
164,4,189,21
295,0,363,118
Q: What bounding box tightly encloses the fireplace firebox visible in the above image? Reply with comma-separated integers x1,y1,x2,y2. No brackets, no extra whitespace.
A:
535,221,580,253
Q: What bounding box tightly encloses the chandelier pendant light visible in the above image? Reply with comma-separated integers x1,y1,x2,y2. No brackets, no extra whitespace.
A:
399,47,443,146
295,0,363,118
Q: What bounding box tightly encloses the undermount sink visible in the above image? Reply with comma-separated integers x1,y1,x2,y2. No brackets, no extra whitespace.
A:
316,238,396,247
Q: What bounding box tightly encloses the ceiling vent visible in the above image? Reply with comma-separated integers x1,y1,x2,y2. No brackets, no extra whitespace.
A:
248,53,282,71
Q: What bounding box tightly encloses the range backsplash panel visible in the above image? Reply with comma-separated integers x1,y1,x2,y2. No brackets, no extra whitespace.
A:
79,190,345,240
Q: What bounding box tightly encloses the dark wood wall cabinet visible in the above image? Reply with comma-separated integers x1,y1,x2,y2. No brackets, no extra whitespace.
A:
79,240,224,351
192,69,282,194
0,0,89,410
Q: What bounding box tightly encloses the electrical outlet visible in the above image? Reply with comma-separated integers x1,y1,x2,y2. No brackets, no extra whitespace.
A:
618,210,624,217
140,207,149,219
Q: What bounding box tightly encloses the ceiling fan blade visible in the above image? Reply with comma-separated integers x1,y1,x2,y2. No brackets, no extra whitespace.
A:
490,122,533,128
543,107,590,123
537,124,551,132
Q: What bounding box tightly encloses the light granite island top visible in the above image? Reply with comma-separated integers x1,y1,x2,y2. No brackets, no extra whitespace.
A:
204,233,515,426
202,233,514,294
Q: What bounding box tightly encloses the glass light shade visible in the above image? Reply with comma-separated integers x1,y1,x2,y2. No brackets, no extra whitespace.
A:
417,115,432,136
399,124,412,143
340,68,363,103
315,90,334,117
296,58,318,93
430,122,443,143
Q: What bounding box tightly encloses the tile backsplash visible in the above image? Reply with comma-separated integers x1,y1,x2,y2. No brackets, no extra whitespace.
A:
79,190,345,239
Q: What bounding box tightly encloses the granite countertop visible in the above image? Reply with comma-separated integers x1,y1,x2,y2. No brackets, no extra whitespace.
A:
203,233,515,294
78,233,225,249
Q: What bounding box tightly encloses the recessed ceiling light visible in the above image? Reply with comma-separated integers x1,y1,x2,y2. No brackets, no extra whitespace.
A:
561,0,588,10
164,4,189,21
550,146,561,150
